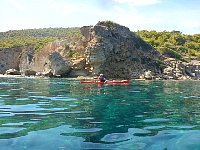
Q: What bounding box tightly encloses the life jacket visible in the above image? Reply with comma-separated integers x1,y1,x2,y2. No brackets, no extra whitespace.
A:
98,76,106,82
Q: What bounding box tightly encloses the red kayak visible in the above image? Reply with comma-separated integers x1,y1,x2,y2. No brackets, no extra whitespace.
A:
80,80,129,85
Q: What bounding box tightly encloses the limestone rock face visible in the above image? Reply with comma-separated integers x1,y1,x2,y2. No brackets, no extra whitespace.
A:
19,40,73,77
1,21,199,80
81,22,161,79
69,58,88,77
48,52,71,76
0,47,22,74
162,58,200,80
19,46,36,75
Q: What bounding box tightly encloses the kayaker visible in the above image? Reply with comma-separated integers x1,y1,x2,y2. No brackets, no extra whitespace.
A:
98,74,106,82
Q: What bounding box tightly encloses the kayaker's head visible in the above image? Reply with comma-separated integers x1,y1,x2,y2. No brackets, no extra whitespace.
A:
100,74,103,76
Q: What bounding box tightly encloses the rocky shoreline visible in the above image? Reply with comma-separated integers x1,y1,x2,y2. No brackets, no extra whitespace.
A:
1,71,199,81
140,58,200,80
2,56,200,80
0,21,200,80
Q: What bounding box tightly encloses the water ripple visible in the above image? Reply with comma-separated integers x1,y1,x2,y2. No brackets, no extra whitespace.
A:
143,118,170,123
50,97,77,101
0,127,25,134
101,133,132,143
0,78,200,149
2,121,38,126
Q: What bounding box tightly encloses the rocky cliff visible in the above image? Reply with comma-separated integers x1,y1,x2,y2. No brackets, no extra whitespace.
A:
80,22,161,79
19,40,71,76
0,21,200,80
0,47,22,73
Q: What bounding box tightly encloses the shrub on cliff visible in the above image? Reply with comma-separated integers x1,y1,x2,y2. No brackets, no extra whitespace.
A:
197,53,200,61
97,21,119,28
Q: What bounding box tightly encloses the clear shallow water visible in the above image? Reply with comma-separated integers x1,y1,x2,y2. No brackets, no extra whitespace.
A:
0,77,200,150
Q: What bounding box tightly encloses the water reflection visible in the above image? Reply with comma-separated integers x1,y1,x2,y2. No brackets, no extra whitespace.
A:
0,78,200,149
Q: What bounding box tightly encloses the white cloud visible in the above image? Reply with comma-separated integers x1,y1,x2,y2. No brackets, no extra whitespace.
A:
113,0,161,6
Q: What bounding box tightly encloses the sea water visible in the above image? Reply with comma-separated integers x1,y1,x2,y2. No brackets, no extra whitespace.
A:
0,77,200,150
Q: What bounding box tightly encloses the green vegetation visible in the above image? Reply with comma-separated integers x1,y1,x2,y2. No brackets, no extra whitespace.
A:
0,36,56,49
1,25,200,62
66,49,82,58
0,27,81,38
97,21,119,28
136,30,200,60
158,47,182,59
0,27,81,49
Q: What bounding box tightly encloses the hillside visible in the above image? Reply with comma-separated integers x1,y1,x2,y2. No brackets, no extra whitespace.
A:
0,27,81,49
135,30,200,61
0,27,199,60
0,21,199,79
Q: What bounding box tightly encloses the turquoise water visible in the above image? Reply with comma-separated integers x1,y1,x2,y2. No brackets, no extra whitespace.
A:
0,77,200,150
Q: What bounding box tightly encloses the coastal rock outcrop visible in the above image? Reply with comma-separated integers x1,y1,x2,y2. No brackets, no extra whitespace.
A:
80,21,161,79
162,58,200,80
16,21,162,79
1,21,200,80
19,40,74,77
0,47,22,74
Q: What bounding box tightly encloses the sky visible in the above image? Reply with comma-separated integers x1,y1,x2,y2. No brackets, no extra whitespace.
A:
0,0,200,34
